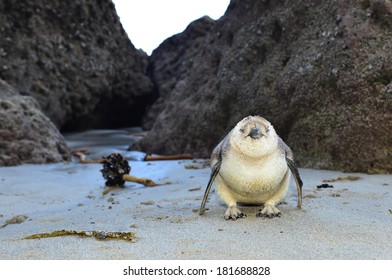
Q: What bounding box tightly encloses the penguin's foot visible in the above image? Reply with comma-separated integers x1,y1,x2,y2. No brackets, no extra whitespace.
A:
256,205,281,218
224,206,247,221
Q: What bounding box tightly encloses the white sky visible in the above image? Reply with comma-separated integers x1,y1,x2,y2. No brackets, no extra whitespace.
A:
112,0,230,55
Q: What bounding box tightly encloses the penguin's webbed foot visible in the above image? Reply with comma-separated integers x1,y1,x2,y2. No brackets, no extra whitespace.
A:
224,206,247,221
256,205,281,218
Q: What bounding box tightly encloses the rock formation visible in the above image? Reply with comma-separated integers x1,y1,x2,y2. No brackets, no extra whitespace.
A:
139,0,392,173
0,79,69,166
0,0,153,131
143,16,215,129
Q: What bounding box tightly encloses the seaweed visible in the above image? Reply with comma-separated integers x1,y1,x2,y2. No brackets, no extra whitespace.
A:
100,153,169,187
101,153,131,186
317,183,334,189
24,230,135,242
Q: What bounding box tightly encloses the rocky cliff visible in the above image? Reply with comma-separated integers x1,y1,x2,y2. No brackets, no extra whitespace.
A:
0,0,153,131
143,16,215,129
139,0,392,173
0,79,69,165
0,0,155,166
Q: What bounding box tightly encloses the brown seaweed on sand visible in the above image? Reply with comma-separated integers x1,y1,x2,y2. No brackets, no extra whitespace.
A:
24,230,135,242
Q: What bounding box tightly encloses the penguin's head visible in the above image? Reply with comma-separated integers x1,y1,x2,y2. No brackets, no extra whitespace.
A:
230,115,279,158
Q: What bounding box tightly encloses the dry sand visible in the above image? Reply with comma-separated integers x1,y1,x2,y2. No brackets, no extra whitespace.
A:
0,129,391,259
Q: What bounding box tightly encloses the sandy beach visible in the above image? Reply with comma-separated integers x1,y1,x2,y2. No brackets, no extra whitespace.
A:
0,129,391,259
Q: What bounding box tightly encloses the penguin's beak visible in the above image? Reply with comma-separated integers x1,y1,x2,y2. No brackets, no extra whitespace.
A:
247,126,263,139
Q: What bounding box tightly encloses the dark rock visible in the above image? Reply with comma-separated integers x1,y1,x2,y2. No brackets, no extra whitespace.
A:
143,16,215,129
0,0,153,131
0,79,70,166
138,0,392,173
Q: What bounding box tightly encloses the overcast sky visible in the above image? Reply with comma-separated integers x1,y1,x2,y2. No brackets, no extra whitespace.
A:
112,0,230,55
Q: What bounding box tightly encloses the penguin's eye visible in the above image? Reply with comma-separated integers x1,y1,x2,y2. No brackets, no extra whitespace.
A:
240,128,245,133
265,127,270,133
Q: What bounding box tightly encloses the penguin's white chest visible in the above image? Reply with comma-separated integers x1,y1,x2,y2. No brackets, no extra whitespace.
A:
219,151,288,197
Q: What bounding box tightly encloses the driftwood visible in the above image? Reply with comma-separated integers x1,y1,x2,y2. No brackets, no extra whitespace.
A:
72,151,104,164
128,132,148,137
144,153,194,161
